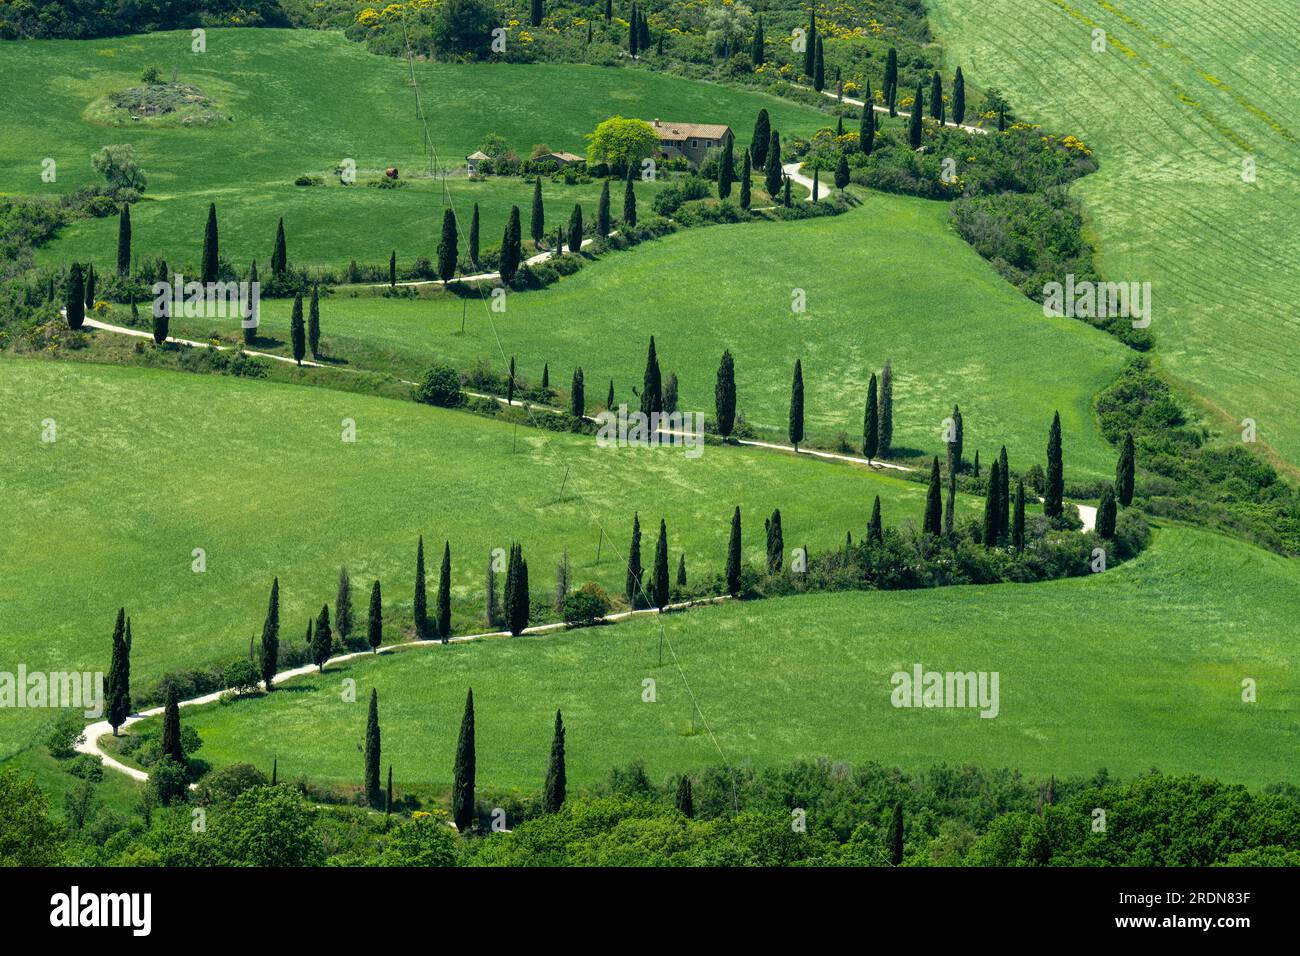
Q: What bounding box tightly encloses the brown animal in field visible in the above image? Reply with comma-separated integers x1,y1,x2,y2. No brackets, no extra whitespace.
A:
385,167,399,179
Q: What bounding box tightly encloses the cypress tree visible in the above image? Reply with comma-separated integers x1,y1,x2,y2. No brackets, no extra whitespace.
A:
389,249,397,287
308,285,321,359
201,202,219,284
508,356,516,405
437,208,458,282
812,167,820,201
998,445,1011,544
662,371,679,414
982,460,1001,547
272,759,278,785
715,349,736,438
485,552,501,628
1097,487,1118,539
628,2,638,57
571,366,585,418
567,204,583,254
739,149,752,208
414,535,430,639
718,134,734,199
151,284,169,345
364,688,382,807
885,47,898,115
782,175,792,205
530,0,542,27
953,66,966,125
437,541,452,642
930,72,943,120
623,167,637,226
944,466,956,535
312,604,332,672
271,217,287,274
1116,432,1135,507
835,154,850,190
368,579,382,652
85,263,96,308
289,293,305,365
948,404,964,472
469,204,480,265
605,0,612,22
803,10,817,77
106,608,131,734
531,178,544,245
639,8,649,48
243,260,258,345
117,204,131,276
652,518,670,610
626,513,644,608
260,577,279,690
1013,479,1026,551
889,802,904,865
923,457,943,535
500,205,522,282
764,130,783,198
836,115,844,137
974,449,981,477
863,373,879,461
868,495,883,543
66,263,85,330
750,16,764,68
161,684,184,765
641,335,662,414
860,84,876,155
451,688,475,831
788,359,804,451
998,106,1007,132
505,543,530,636
725,506,742,596
542,363,549,391
813,36,825,92
750,109,770,169
542,709,566,813
677,552,686,588
765,508,783,573
607,379,615,410
386,765,392,814
908,83,924,148
1045,411,1064,518
676,775,694,817
597,180,611,237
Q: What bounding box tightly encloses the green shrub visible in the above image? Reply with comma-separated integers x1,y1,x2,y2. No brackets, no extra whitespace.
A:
417,364,465,407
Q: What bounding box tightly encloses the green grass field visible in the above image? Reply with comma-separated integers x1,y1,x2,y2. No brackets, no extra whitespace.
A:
930,0,1300,469
0,356,986,755
1,28,830,270
148,525,1298,793
160,188,1130,476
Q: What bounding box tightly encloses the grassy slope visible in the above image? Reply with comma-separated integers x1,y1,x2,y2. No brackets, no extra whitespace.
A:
0,356,986,754
163,526,1298,792
1,28,828,269
929,0,1300,468
163,189,1129,475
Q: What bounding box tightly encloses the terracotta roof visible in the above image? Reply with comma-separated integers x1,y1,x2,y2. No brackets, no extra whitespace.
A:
648,120,732,142
538,151,586,162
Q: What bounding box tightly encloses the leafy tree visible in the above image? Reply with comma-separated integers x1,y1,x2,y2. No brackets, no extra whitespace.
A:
715,349,737,438
452,688,476,831
116,204,131,276
1097,487,1118,539
868,495,883,543
908,83,924,148
531,178,544,245
567,203,584,254
367,580,382,652
311,604,332,672
271,217,287,274
586,116,658,171
542,709,566,813
626,514,644,608
652,518,670,610
289,293,305,365
307,285,321,359
765,508,783,574
641,335,662,414
923,457,943,535
364,688,382,807
718,134,734,199
863,373,879,461
1013,479,1026,551
208,785,324,867
623,167,637,226
91,143,147,197
1116,432,1135,507
201,202,219,284
725,506,743,596
161,684,184,765
500,205,522,283
751,109,770,169
431,0,496,58
571,366,585,418
953,66,966,125
788,359,804,450
739,149,752,208
65,262,85,330
764,129,783,198
1045,411,1064,517
437,541,452,642
259,578,279,690
597,180,611,237
414,536,428,639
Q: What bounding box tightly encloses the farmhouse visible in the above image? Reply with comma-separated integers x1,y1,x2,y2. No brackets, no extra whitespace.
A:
466,150,489,174
533,150,585,168
647,119,734,168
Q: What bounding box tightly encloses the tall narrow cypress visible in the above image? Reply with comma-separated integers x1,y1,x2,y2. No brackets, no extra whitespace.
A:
884,47,898,115
260,577,279,690
437,208,458,282
289,293,305,365
930,72,943,120
725,506,742,596
868,496,883,543
1013,479,1026,551
860,83,876,155
244,259,258,345
567,203,583,254
953,66,966,125
889,802,904,865
944,466,956,535
597,180,611,237
878,360,893,453
813,36,825,92
677,552,687,588
803,10,817,77
308,285,321,359
106,607,130,734
751,109,770,169
626,513,644,608
623,167,637,226
386,765,392,814
1045,411,1064,517
116,204,131,276
676,775,694,817
161,684,184,765
389,249,397,287
84,263,95,308
271,217,287,274
500,206,522,283
982,460,1001,547
923,457,943,535
364,688,382,807
542,709,566,813
1097,487,1118,539
201,202,219,284
311,604,332,672
530,0,542,28
718,134,734,199
863,373,879,461
469,204,480,264
908,83,924,148
715,349,736,439
765,508,783,573
750,16,764,67
652,518,670,610
739,149,752,208
531,178,544,245
788,359,805,450
1116,432,1135,507
66,262,85,330
948,404,964,472
505,543,530,636
641,335,662,414
607,379,615,410
571,366,585,418
998,446,1011,543
437,541,452,642
764,130,783,198
367,579,383,652
414,535,428,639
452,688,475,831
